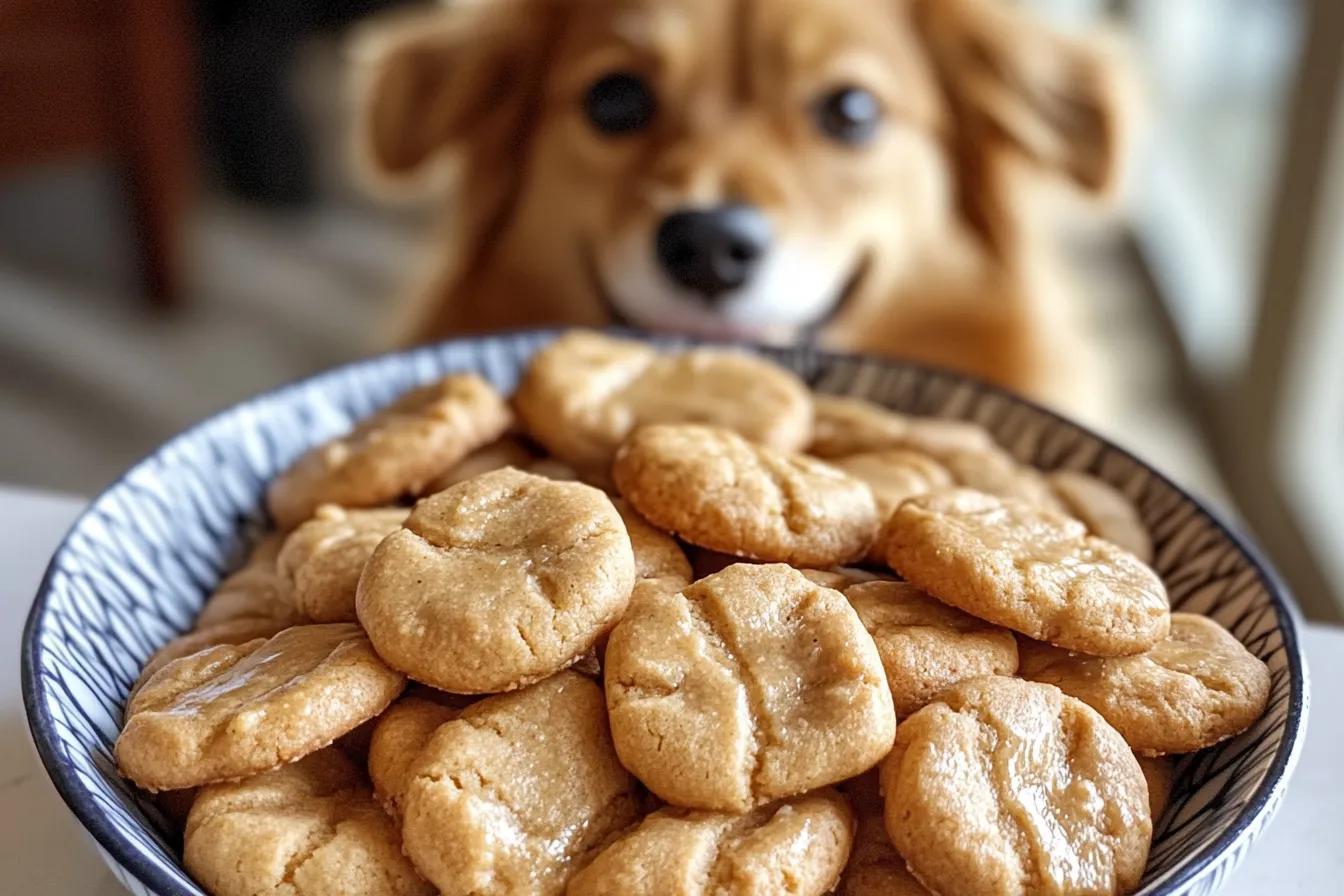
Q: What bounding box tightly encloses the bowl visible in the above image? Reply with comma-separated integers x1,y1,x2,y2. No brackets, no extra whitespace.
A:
23,329,1308,896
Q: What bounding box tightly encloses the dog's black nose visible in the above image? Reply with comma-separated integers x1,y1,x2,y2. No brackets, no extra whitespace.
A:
655,206,771,301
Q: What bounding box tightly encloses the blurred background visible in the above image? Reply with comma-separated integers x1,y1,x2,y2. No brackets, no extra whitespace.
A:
1,0,1341,620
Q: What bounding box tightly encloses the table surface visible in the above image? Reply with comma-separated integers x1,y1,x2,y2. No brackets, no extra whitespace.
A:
2,487,1340,895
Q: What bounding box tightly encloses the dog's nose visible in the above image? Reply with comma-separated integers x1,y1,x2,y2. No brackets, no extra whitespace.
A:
655,206,772,301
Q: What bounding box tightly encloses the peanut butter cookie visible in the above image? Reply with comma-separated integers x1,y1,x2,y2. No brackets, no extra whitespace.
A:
368,696,461,821
939,449,1065,510
568,789,854,896
882,676,1151,896
839,773,930,896
357,468,635,693
846,581,1018,716
277,505,409,623
195,534,307,629
401,672,641,896
614,424,879,567
185,748,433,896
514,331,813,470
1018,614,1271,755
117,623,406,791
809,394,996,460
884,490,1169,656
1049,471,1154,565
605,563,895,812
129,617,291,700
1137,755,1174,821
614,497,692,586
267,373,512,528
423,435,537,493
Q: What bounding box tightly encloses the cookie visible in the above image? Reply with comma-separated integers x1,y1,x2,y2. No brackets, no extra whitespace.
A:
129,617,292,700
846,581,1018,716
614,497,692,585
1017,613,1271,755
809,394,996,460
277,505,409,623
423,435,537,493
840,773,930,896
368,696,461,821
185,748,433,896
401,672,641,896
357,468,635,693
939,448,1065,510
195,534,307,629
117,623,406,791
267,373,512,529
568,789,854,896
514,331,813,470
1049,471,1154,565
605,563,895,812
831,449,954,561
882,676,1150,896
1137,755,1174,821
614,424,879,567
883,489,1169,656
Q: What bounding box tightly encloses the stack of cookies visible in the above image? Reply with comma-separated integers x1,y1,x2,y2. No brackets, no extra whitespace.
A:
114,331,1271,896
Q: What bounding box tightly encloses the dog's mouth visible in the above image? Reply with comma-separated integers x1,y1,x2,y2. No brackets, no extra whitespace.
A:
582,243,870,343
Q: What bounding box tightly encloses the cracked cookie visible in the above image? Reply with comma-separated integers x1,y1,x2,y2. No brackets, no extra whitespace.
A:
184,748,433,896
809,394,996,460
614,424,879,567
514,331,813,472
1017,614,1271,755
882,676,1151,896
117,623,406,792
267,373,512,529
1048,471,1153,565
605,563,895,812
883,489,1169,656
277,505,409,623
368,695,462,821
401,672,640,896
568,788,854,896
356,468,635,693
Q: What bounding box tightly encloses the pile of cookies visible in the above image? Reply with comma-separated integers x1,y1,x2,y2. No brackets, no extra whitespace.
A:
114,331,1272,896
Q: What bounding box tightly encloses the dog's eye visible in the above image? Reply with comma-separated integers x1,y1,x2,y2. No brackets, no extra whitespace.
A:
584,72,657,136
815,87,882,145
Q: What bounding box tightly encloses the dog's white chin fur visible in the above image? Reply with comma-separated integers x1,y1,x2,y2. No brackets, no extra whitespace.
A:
598,230,855,345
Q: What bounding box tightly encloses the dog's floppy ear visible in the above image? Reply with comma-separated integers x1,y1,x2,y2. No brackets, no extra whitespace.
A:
913,0,1127,198
353,1,551,185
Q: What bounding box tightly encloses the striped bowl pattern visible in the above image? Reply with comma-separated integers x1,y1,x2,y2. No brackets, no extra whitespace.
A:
23,330,1308,895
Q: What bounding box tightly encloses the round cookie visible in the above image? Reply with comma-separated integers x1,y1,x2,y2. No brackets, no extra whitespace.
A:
831,450,954,562
185,748,433,896
1017,613,1271,755
939,448,1065,511
881,676,1151,896
1049,470,1154,565
613,498,693,585
356,468,635,693
195,534,308,629
277,505,410,623
401,672,641,896
883,489,1169,656
809,394,996,460
605,563,895,812
846,581,1018,716
614,424,879,567
514,331,813,470
423,435,537,493
267,373,512,529
568,789,854,896
117,623,406,792
368,696,462,821
129,617,292,700
1137,754,1174,821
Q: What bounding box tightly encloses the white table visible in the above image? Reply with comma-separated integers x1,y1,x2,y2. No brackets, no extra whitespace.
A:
2,487,1340,894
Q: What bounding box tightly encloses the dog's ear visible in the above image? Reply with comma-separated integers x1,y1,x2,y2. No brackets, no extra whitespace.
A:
913,0,1128,198
353,1,551,185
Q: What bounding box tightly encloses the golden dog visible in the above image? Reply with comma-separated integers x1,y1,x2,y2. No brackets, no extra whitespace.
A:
355,0,1127,413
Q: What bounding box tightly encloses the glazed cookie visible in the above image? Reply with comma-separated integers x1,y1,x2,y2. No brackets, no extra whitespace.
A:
568,789,854,896
401,672,641,896
357,468,635,693
605,563,895,812
614,498,693,585
884,489,1169,656
277,505,409,623
514,331,813,470
809,394,996,460
267,373,512,529
1017,614,1271,755
195,534,307,629
939,448,1064,511
846,581,1018,716
614,424,879,567
1049,471,1154,565
129,617,291,700
1137,754,1174,820
368,696,461,821
882,676,1151,896
185,748,433,896
117,623,406,792
423,435,537,493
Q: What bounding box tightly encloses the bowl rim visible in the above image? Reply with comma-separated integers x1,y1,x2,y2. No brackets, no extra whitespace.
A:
21,328,1309,896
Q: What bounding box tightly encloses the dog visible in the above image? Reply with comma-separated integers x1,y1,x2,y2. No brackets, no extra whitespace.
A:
354,0,1128,416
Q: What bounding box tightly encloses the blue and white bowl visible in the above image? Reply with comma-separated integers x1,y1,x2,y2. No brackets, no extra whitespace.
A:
22,330,1309,896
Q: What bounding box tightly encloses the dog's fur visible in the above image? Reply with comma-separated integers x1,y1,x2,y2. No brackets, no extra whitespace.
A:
354,0,1127,413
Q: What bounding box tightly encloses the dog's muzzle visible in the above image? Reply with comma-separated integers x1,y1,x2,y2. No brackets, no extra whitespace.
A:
654,205,773,303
